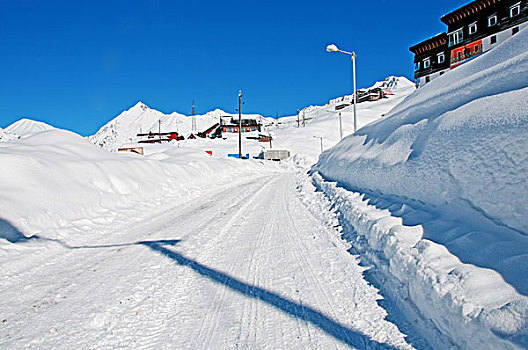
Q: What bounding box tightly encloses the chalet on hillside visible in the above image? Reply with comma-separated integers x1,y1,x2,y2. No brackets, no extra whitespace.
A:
410,0,527,87
442,0,527,68
218,116,261,134
356,87,389,103
409,33,450,87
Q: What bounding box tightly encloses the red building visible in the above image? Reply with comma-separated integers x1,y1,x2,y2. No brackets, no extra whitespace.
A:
137,131,182,143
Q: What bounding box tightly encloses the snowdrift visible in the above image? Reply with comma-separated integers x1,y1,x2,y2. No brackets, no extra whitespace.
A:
0,129,278,246
313,28,528,348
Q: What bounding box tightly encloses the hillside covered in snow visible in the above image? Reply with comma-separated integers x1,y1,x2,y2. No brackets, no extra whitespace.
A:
89,102,269,151
313,26,528,348
82,76,414,164
0,119,56,142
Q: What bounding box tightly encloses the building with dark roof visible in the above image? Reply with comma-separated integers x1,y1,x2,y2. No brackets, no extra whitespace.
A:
409,33,450,87
410,0,527,87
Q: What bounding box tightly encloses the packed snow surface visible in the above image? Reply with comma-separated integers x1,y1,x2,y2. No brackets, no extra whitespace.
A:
0,130,417,349
314,27,528,348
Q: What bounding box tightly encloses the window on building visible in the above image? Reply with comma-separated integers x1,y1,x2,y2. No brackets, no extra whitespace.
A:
414,62,420,71
510,3,521,17
449,29,463,47
490,35,497,44
423,58,431,69
438,52,445,64
469,22,477,35
513,26,520,35
488,15,497,27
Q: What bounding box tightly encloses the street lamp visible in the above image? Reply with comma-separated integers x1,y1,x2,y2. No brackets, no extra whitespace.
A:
326,43,358,133
313,136,323,153
238,90,242,159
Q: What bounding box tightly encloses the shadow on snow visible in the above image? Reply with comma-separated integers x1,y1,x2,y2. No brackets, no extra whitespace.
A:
144,240,398,350
1,222,399,349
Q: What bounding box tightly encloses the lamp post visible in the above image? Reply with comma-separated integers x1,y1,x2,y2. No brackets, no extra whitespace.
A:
326,43,358,133
313,136,323,153
238,90,242,159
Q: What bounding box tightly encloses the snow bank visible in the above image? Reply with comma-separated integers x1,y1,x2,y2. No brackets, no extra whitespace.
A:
313,28,528,348
0,129,278,245
316,27,528,234
310,173,527,349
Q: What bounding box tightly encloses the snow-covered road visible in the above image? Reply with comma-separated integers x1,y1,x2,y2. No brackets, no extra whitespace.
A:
1,172,414,349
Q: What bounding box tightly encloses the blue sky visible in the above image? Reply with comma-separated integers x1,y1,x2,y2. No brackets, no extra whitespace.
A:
0,0,464,135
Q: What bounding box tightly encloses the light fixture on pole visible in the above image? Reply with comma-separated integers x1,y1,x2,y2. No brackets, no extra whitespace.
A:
238,90,242,159
313,136,323,153
326,43,358,133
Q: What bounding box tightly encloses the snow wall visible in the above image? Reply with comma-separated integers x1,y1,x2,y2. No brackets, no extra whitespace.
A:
0,129,278,244
313,28,528,348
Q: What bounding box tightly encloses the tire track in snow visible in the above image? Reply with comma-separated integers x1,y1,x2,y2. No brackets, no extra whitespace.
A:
189,175,278,349
280,179,352,348
2,171,415,349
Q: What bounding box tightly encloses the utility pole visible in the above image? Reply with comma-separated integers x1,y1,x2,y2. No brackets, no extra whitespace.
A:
238,90,242,159
338,112,343,140
352,52,357,133
302,109,305,127
158,119,162,143
297,109,300,127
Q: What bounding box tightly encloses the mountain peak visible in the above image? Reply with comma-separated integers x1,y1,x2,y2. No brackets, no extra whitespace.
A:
131,101,149,111
5,118,56,137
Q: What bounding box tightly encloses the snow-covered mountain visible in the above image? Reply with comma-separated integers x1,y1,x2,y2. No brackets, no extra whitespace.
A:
4,118,56,138
328,76,414,105
89,102,270,150
0,127,19,142
88,76,414,152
